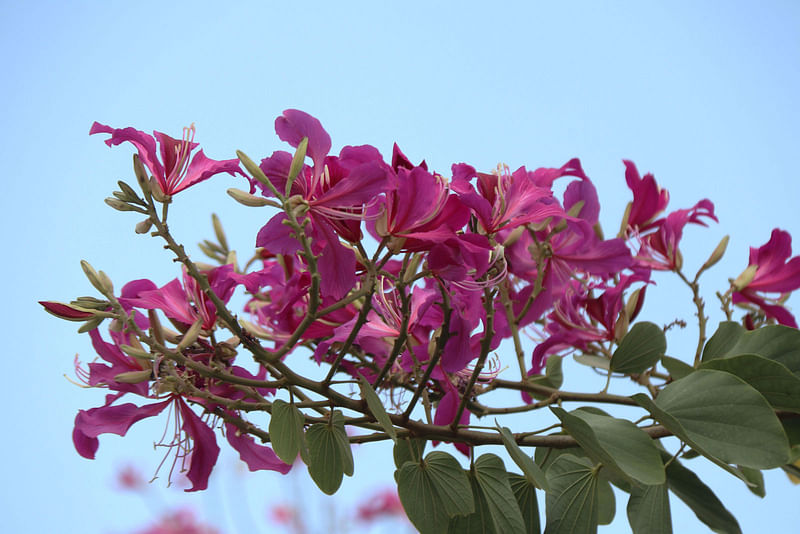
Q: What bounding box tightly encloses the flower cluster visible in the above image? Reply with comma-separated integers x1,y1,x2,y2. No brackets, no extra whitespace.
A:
42,109,800,497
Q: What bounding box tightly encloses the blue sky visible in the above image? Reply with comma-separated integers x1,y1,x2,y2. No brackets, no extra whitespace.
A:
3,1,800,532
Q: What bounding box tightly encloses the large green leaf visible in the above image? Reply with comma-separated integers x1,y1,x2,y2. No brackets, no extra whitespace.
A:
610,321,666,374
497,425,551,491
396,451,474,534
626,483,672,534
701,353,800,413
703,323,800,375
544,455,599,534
305,423,345,495
473,454,526,533
663,452,741,534
661,355,694,380
358,376,397,442
509,474,541,534
551,407,665,486
634,370,790,469
268,399,306,465
448,472,494,534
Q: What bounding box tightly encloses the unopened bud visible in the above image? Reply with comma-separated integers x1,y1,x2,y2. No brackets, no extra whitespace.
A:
114,369,153,384
132,154,151,199
236,150,273,189
39,301,94,321
105,197,140,212
211,213,229,251
80,260,113,294
698,235,729,276
117,180,143,204
227,188,275,207
77,316,104,333
625,287,644,323
733,264,759,291
120,344,153,360
135,218,153,234
613,310,629,342
617,202,633,238
286,137,309,196
567,200,585,218
73,296,110,310
176,318,204,351
149,177,170,203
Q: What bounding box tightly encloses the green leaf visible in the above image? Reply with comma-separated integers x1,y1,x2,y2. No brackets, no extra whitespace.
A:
737,465,765,498
551,407,665,486
702,321,745,361
663,453,741,534
661,355,694,380
634,370,790,469
268,399,306,465
626,483,672,534
703,323,800,375
611,321,667,374
509,474,541,534
305,423,344,495
396,451,475,534
528,356,563,398
701,353,800,413
573,354,610,370
448,472,494,534
393,437,426,469
497,425,551,491
473,454,527,533
544,455,599,534
358,376,398,442
596,478,615,525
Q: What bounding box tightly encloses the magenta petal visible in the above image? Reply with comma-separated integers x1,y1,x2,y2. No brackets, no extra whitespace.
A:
72,422,99,459
256,213,303,255
178,400,220,492
74,399,170,440
275,109,331,171
90,122,164,180
225,422,292,474
313,161,388,207
314,217,356,300
171,150,242,194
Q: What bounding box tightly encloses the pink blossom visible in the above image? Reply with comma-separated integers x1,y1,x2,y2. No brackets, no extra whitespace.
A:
90,122,242,196
356,488,406,522
733,229,800,327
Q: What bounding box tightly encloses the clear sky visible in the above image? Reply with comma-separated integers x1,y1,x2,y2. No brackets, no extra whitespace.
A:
3,1,800,532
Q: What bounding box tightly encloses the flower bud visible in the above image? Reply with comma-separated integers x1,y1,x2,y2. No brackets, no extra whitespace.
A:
697,235,729,276
80,260,113,294
286,137,309,196
135,218,153,234
227,188,275,207
132,154,151,199
733,264,759,291
113,369,153,384
176,317,204,351
211,213,229,251
149,176,171,203
39,301,94,321
105,197,139,212
120,344,153,360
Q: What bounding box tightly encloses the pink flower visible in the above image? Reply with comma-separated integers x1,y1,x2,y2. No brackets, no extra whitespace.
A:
733,229,800,327
356,488,406,522
90,122,242,196
623,160,669,231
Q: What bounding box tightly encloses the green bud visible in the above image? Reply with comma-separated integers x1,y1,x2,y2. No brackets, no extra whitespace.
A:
132,154,151,200
697,235,729,277
105,197,145,213
120,344,153,360
80,260,107,294
78,316,105,333
149,177,170,203
733,264,759,291
227,188,277,207
286,137,309,196
211,213,229,251
135,218,153,234
237,150,279,195
176,317,204,351
113,369,153,384
617,201,632,238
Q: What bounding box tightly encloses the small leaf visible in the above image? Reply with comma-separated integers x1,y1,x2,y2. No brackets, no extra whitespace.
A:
701,353,800,413
473,454,526,533
596,477,616,525
268,400,306,465
359,376,397,442
626,483,672,534
610,321,666,374
701,321,745,361
396,451,474,534
737,465,766,498
573,354,610,370
551,407,665,486
661,356,694,380
394,437,426,469
544,455,599,534
509,474,541,534
663,452,741,534
330,410,354,476
305,423,344,495
497,425,551,491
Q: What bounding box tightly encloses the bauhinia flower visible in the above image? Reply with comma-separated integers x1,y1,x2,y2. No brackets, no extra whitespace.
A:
90,122,243,196
733,228,800,327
